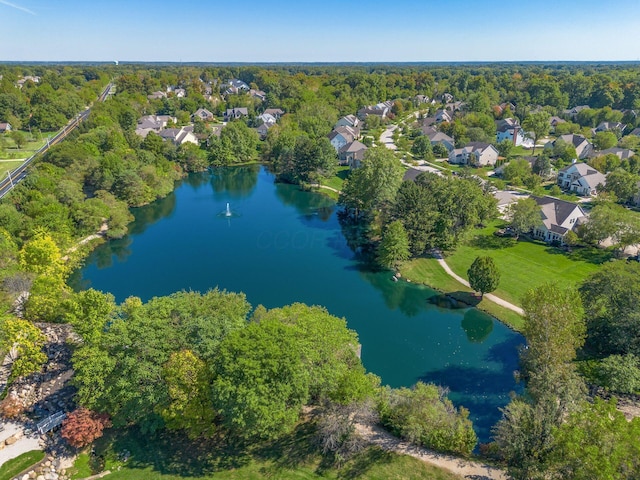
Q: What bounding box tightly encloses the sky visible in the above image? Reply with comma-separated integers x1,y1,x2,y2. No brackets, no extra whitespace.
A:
1,0,640,62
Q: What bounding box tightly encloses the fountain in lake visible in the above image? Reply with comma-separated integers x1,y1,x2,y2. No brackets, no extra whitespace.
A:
225,202,232,217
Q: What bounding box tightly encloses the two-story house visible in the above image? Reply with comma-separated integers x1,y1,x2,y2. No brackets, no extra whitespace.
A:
556,162,606,196
449,142,499,167
532,196,587,245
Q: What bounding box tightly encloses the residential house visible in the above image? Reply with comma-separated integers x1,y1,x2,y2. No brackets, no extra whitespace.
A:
532,196,587,245
493,102,516,117
250,89,267,101
147,91,167,100
256,123,271,139
328,125,357,151
422,127,455,152
16,75,40,88
0,122,12,133
224,108,249,122
264,108,285,120
338,141,368,168
135,115,177,138
336,114,360,129
158,126,198,146
256,113,277,126
496,118,533,147
448,142,499,167
556,162,606,196
562,105,590,120
441,93,454,103
598,147,635,160
434,109,453,123
173,88,187,98
414,95,434,105
357,102,391,120
630,127,640,137
547,134,593,159
549,116,566,132
445,101,465,112
595,121,626,134
191,108,215,122
224,79,250,95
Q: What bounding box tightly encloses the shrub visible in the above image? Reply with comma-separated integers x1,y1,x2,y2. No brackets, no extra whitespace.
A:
378,382,477,456
61,408,112,448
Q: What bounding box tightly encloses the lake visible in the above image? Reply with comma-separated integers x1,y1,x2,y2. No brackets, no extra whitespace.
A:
71,166,523,441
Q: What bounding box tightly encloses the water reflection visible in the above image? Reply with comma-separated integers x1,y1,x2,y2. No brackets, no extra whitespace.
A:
210,165,259,200
461,309,494,343
359,270,428,317
128,192,177,236
274,182,335,217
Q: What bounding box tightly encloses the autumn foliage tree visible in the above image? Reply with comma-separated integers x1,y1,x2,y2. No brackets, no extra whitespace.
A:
61,408,112,448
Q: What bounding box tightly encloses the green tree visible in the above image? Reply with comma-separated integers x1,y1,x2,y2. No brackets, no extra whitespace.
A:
550,399,640,480
18,233,67,278
377,220,410,269
339,148,404,218
508,197,541,239
581,202,640,251
579,261,640,357
496,139,515,158
596,354,640,394
502,158,531,184
159,350,216,439
9,130,27,150
0,316,47,380
467,256,500,298
65,289,115,345
522,112,550,154
593,130,618,150
603,168,639,204
410,135,434,160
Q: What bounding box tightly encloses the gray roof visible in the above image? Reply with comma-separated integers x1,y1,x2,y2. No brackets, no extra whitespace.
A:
403,168,426,182
533,196,585,235
598,147,635,160
339,140,367,154
557,134,589,149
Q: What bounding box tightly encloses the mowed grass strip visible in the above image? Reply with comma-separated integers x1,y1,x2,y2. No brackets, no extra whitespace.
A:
444,221,612,307
0,450,45,480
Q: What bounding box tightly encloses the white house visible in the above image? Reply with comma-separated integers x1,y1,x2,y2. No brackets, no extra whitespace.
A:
547,134,594,159
328,125,357,151
556,162,606,196
264,108,285,120
135,115,177,137
257,113,277,126
336,114,360,129
532,196,587,245
496,118,534,148
158,126,198,146
449,142,499,167
0,122,12,133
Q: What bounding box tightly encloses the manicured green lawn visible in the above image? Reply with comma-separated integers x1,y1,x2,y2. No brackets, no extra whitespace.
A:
444,221,614,307
69,452,92,479
321,166,349,192
0,450,45,480
400,257,524,330
88,425,463,480
0,160,23,178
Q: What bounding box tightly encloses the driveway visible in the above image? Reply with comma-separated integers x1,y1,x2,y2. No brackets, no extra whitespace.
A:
379,125,398,150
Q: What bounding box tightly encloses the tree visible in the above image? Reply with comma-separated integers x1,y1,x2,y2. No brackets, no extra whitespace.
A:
9,130,27,150
377,220,410,269
339,148,404,218
532,155,552,178
61,408,112,448
549,399,640,480
579,261,640,357
0,316,47,380
593,130,618,150
596,354,640,394
411,135,434,160
467,256,500,298
496,139,514,158
160,350,216,438
64,289,115,345
522,112,550,154
508,197,541,239
581,202,640,251
502,158,531,184
18,233,66,278
603,168,639,204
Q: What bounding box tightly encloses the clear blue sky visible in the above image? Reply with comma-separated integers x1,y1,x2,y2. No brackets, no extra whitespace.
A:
1,0,639,62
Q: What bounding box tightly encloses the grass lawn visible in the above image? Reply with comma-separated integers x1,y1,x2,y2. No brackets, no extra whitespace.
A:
444,221,614,307
400,257,525,330
68,452,92,479
0,160,24,178
0,450,45,480
86,424,463,480
0,133,47,159
321,166,349,192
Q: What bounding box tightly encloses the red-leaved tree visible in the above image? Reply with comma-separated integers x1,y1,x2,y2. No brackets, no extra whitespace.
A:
61,408,112,448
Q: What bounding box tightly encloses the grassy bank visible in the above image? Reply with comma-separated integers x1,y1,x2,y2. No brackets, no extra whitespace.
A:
0,450,45,480
400,257,525,331
83,424,462,480
0,160,23,178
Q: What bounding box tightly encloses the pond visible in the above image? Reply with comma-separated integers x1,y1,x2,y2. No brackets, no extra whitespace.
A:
71,166,523,441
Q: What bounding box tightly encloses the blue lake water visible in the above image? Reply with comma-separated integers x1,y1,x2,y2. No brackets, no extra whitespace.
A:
71,166,523,441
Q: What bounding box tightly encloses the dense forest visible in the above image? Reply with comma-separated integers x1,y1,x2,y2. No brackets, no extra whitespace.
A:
1,63,640,479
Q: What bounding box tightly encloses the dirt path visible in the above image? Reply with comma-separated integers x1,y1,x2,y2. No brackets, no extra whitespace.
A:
355,423,509,480
432,251,524,316
62,223,108,261
311,184,340,194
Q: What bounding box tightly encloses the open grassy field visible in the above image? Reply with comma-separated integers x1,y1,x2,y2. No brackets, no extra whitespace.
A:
0,160,24,178
82,425,463,480
444,221,613,307
321,166,350,192
0,450,45,480
0,133,47,160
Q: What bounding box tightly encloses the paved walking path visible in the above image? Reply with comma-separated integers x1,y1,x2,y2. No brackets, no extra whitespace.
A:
0,422,43,467
432,251,524,315
356,422,509,480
